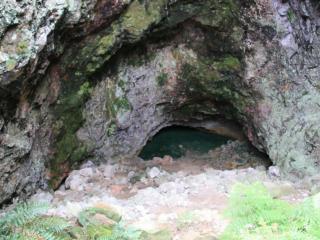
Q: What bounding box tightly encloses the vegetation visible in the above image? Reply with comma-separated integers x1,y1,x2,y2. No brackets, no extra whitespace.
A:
0,202,141,240
6,58,16,71
0,202,70,239
5,182,320,239
156,72,169,86
17,41,29,54
106,122,117,137
220,182,320,240
287,9,296,23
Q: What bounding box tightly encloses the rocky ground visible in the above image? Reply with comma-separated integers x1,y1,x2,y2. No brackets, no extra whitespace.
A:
21,141,316,239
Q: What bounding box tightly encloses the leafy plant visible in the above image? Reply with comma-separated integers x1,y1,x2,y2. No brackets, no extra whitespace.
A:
0,201,71,240
0,203,141,240
220,182,320,240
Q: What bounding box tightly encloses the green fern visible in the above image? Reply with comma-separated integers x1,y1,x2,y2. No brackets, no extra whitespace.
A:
0,202,142,240
220,182,320,240
0,201,72,240
0,202,49,228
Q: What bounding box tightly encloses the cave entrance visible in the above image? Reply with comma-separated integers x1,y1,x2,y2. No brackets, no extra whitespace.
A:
139,126,231,160
138,125,271,170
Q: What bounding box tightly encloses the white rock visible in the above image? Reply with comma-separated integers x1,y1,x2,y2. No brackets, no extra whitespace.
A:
31,190,53,204
147,167,161,179
114,176,128,185
79,167,94,177
255,165,267,171
128,171,136,179
80,160,95,169
103,165,115,178
65,174,86,191
268,166,281,178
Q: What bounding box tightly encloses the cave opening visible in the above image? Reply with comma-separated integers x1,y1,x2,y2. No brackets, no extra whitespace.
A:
138,124,272,170
139,125,231,160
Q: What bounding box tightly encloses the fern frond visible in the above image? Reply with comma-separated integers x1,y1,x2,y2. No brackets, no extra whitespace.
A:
220,182,320,240
27,216,71,234
68,226,87,239
109,223,142,240
86,224,113,239
225,182,292,229
2,201,49,228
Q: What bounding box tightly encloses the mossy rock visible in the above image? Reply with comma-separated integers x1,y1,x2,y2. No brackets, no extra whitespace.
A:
78,207,122,228
140,229,173,240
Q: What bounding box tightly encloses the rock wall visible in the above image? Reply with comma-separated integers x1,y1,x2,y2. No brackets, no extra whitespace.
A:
0,0,320,204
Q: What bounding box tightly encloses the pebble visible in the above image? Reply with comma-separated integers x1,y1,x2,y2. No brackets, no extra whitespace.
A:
79,167,94,177
147,167,161,179
103,165,115,178
80,160,95,169
268,166,281,178
65,174,86,191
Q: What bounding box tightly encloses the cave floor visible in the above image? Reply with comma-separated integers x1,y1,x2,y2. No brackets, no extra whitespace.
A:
32,141,311,240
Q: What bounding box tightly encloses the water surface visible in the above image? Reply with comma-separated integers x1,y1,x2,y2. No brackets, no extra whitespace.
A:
139,126,230,160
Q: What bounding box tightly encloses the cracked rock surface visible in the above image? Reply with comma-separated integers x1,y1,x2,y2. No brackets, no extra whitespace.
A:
1,0,320,203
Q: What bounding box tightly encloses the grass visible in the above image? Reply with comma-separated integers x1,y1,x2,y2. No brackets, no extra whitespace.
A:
220,182,320,240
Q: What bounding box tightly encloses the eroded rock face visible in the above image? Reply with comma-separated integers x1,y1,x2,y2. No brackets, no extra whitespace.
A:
1,0,320,203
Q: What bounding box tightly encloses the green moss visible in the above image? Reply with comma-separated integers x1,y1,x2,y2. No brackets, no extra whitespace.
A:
216,56,241,72
17,40,29,54
122,0,166,36
6,58,16,71
78,82,92,97
105,80,131,118
107,122,117,137
141,229,172,240
49,80,93,187
181,61,220,93
162,0,240,31
156,72,169,86
97,33,119,56
72,0,168,77
195,0,239,28
117,79,126,89
287,9,296,23
114,97,131,112
179,53,247,114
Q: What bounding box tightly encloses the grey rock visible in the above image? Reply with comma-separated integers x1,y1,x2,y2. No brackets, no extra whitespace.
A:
268,166,281,178
80,161,95,169
128,171,136,179
147,167,161,179
30,190,54,204
103,165,116,179
65,172,86,191
79,168,94,178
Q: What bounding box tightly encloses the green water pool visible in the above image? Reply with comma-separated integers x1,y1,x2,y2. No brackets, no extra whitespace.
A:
139,126,231,160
